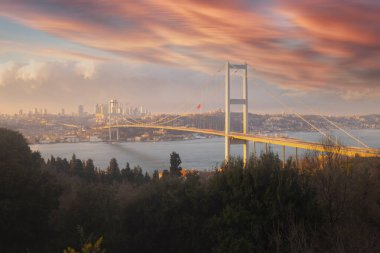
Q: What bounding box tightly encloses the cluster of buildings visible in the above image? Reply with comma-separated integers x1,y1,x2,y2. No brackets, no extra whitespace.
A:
6,102,379,145
18,100,152,119
17,107,72,117
18,108,48,116
93,100,151,120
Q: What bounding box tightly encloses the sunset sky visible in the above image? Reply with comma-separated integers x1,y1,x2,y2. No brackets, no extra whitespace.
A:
0,0,379,115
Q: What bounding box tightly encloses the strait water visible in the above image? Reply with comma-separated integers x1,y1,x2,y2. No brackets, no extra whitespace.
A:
30,129,380,173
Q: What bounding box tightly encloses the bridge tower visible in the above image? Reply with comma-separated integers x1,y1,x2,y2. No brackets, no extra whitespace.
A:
109,99,120,142
225,62,249,165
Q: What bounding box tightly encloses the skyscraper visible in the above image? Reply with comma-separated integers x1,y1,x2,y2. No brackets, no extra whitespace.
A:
78,105,84,117
94,104,101,114
109,100,119,115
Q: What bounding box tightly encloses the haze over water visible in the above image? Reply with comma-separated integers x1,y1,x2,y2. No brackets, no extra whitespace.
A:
31,129,380,173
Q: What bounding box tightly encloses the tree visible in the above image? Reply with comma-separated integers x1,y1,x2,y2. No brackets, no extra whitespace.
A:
64,236,106,253
61,185,121,252
84,159,96,181
206,154,322,253
70,154,84,177
169,152,182,177
162,169,170,179
121,162,133,182
84,159,95,172
122,175,208,253
152,169,160,181
0,127,32,169
144,171,151,182
107,158,121,182
0,128,62,252
54,157,70,172
132,166,145,185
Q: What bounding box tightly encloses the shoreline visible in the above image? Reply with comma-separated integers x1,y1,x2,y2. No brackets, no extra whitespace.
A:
30,128,380,145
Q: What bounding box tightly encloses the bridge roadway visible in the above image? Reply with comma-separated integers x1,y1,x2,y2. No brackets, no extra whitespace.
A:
102,124,380,158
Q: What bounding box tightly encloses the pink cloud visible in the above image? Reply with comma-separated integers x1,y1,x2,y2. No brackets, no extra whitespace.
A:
0,0,379,96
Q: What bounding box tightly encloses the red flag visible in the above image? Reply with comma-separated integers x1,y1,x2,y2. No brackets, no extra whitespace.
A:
196,103,202,109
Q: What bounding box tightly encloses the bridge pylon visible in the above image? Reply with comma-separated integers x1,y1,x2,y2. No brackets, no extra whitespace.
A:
225,62,249,165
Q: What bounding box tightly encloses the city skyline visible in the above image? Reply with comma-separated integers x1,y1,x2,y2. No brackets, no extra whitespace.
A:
13,102,152,116
0,1,379,115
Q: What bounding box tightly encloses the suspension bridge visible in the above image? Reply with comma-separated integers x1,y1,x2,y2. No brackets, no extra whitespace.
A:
100,62,380,164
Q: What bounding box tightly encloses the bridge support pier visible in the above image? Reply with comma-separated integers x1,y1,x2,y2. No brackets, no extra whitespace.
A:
282,145,285,168
225,62,249,166
108,127,119,142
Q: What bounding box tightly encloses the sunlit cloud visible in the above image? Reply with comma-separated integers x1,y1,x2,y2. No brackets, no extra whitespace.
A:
16,60,46,82
0,60,98,91
0,61,16,86
0,0,379,114
75,60,96,80
340,88,380,101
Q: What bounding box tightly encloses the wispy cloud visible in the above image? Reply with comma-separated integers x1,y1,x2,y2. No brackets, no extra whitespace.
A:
0,0,379,113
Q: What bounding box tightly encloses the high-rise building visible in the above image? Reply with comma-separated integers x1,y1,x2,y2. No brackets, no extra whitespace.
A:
109,100,119,115
100,104,108,116
78,105,84,117
94,104,101,114
117,103,123,115
126,105,150,116
61,108,65,115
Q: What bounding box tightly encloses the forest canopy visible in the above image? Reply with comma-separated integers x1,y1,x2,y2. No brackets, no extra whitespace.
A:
0,128,379,253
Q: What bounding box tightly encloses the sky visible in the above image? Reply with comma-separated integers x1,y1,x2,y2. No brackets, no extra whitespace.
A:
0,0,379,115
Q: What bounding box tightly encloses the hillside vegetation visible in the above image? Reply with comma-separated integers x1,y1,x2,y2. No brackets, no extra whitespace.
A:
0,128,379,253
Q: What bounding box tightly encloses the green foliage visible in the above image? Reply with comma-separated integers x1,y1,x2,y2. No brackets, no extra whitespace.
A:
47,156,70,172
0,128,62,252
120,163,147,186
107,158,121,182
123,175,209,253
84,159,97,182
302,154,380,252
152,169,159,181
70,154,84,176
56,184,122,252
120,162,132,181
131,166,145,185
169,151,182,176
64,235,106,253
205,154,321,252
0,127,33,169
120,153,321,253
2,127,380,252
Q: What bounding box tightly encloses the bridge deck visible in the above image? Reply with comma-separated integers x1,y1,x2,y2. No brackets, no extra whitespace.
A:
102,124,380,158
